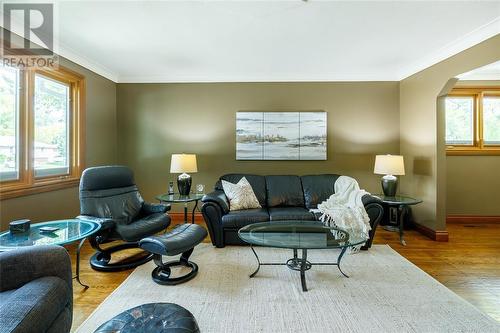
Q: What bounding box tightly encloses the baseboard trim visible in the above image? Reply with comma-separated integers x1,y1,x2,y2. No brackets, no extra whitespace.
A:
413,222,449,242
169,212,204,224
446,215,500,224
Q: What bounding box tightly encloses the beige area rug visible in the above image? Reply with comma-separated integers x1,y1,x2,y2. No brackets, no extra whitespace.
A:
77,244,499,333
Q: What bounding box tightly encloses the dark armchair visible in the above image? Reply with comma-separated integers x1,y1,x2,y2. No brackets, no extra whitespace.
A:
78,165,171,271
0,245,73,333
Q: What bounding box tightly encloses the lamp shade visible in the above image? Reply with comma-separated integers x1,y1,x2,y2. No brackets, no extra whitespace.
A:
374,155,405,176
170,154,198,173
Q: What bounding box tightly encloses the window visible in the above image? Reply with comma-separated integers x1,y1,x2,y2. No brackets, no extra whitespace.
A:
446,87,500,155
0,65,85,199
0,65,20,181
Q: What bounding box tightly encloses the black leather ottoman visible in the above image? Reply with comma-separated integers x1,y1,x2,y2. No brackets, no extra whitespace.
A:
94,303,199,333
139,223,207,285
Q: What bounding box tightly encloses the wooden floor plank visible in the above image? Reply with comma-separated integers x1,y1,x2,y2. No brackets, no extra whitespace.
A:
67,222,500,331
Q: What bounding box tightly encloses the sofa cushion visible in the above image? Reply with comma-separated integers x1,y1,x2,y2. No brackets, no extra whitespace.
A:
221,208,269,228
222,177,262,211
268,207,316,221
0,276,70,333
301,174,340,209
216,174,267,207
265,175,304,207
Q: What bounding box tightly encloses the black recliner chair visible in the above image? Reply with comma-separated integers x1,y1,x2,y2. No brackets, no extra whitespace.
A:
78,165,171,271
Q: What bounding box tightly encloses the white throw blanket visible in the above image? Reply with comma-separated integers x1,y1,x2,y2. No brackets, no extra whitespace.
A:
315,176,371,252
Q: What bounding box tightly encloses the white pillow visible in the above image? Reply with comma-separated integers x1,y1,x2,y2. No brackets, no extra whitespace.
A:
221,177,262,211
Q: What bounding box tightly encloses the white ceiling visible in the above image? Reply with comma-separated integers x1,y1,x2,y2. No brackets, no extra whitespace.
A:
3,1,500,83
458,60,500,80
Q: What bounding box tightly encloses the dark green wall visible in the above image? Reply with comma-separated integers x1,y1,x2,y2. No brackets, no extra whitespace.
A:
116,82,400,211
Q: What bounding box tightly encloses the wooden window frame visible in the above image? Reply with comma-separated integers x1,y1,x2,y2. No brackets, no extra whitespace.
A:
0,65,85,200
446,87,500,156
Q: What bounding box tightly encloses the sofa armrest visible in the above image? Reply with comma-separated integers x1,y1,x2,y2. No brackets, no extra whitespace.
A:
202,190,230,214
361,194,384,250
142,202,171,215
201,190,229,247
362,193,383,207
0,245,72,293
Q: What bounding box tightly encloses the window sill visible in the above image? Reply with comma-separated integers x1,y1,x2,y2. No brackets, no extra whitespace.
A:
446,148,500,156
0,178,80,200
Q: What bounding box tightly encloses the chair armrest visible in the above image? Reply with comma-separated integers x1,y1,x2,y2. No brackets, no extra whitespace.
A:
0,245,72,293
76,215,116,230
142,202,171,215
202,190,229,214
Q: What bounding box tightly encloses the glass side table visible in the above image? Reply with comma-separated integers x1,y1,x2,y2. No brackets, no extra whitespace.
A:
156,193,205,224
0,219,101,289
374,195,423,246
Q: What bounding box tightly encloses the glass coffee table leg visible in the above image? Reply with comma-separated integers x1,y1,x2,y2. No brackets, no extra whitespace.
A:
300,249,308,292
75,238,90,289
337,247,349,278
249,245,261,278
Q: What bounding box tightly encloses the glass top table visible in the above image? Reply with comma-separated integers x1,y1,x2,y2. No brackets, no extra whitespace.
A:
238,221,364,292
0,219,100,250
0,219,101,289
374,195,423,206
156,193,205,223
374,194,423,246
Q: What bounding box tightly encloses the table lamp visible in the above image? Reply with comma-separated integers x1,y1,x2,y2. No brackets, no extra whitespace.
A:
170,154,198,195
374,155,405,197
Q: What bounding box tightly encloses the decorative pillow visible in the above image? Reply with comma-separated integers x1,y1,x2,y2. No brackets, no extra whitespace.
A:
221,177,262,211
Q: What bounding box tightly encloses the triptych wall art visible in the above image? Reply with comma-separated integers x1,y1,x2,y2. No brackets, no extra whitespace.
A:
236,111,327,160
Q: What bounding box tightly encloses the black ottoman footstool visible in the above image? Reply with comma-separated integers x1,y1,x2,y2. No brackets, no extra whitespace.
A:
139,223,207,285
94,302,199,333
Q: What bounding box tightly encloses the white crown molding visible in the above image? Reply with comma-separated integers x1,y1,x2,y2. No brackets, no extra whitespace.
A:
397,17,500,81
116,74,401,83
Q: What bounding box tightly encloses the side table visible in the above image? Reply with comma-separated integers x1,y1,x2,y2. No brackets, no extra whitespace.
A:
156,193,204,223
0,219,101,289
374,195,423,246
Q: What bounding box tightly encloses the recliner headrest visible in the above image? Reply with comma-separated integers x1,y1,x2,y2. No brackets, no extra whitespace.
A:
80,165,135,191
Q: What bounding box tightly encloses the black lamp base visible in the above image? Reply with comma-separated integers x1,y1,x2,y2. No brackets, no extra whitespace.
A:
177,173,192,196
381,176,398,197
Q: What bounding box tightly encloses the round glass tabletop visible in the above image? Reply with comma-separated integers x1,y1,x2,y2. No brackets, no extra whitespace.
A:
156,193,205,203
0,219,101,251
238,221,366,250
374,195,423,205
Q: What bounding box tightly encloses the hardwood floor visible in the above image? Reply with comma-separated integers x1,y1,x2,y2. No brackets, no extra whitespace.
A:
67,222,500,331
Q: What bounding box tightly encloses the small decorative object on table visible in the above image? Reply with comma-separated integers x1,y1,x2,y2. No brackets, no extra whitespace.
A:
168,181,175,195
374,154,405,197
196,184,204,194
170,154,198,195
375,195,422,246
9,219,31,234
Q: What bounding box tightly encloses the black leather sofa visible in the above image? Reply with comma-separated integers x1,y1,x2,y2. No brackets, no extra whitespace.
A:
201,174,384,250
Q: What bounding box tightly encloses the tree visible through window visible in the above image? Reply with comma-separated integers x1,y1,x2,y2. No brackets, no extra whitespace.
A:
0,66,19,181
445,97,474,145
34,74,70,177
483,96,500,145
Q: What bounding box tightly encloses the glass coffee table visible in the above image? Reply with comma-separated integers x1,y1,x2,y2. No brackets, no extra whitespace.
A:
238,221,366,292
0,219,101,289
